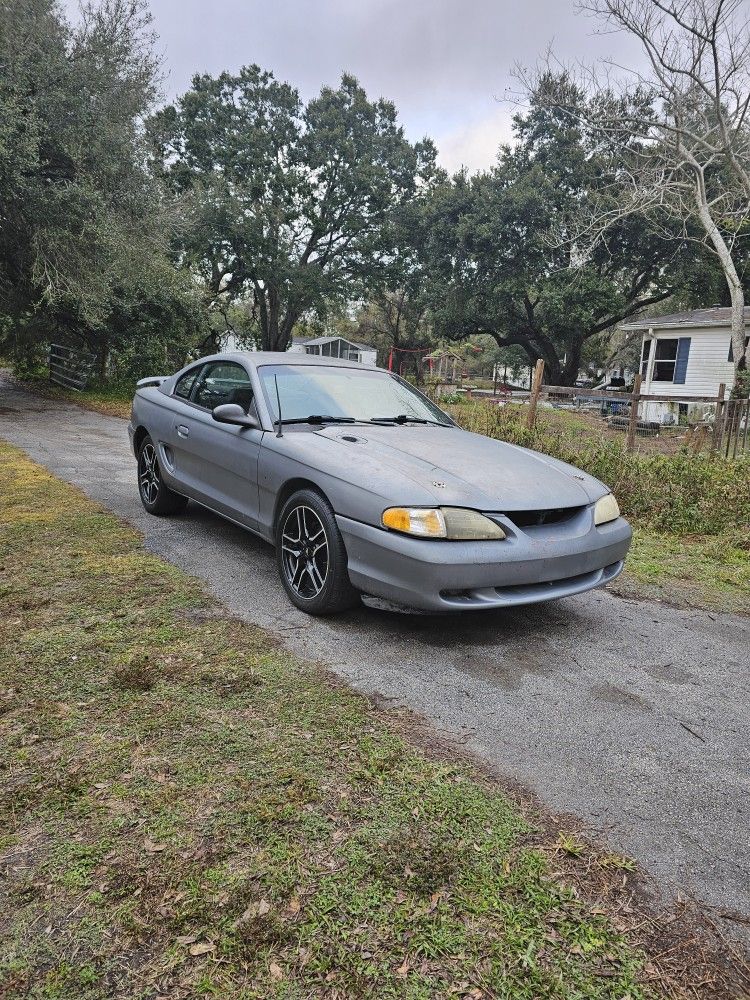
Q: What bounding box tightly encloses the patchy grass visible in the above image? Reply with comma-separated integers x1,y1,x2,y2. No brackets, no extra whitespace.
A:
612,528,750,616
35,380,131,419
6,368,133,419
0,441,744,999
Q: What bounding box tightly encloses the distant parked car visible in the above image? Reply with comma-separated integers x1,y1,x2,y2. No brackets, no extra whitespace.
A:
128,353,631,615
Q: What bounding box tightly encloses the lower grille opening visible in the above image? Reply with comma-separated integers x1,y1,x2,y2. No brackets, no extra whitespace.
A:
439,561,623,605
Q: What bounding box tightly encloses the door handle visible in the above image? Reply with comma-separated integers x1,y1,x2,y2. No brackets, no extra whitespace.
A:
176,424,189,438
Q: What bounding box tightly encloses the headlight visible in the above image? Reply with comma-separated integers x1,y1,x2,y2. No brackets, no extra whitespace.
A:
594,493,620,526
382,507,506,540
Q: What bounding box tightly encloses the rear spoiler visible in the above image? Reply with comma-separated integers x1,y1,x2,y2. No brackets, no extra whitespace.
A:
136,376,168,389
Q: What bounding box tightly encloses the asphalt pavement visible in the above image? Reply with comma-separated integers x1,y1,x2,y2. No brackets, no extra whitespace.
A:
1,371,748,932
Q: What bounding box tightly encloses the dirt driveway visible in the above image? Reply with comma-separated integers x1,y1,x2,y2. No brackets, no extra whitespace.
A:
2,371,749,937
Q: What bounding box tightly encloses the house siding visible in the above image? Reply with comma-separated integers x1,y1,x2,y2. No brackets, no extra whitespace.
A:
642,327,735,397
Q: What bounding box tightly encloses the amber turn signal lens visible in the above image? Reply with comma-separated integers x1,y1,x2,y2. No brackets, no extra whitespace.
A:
382,507,447,537
382,507,506,540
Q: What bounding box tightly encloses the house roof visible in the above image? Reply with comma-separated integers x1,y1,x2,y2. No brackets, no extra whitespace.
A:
620,306,750,331
300,335,377,352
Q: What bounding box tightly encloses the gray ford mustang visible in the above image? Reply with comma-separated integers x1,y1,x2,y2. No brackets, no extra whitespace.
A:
128,352,631,615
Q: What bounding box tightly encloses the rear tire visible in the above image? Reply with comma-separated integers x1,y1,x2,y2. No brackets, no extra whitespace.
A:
137,435,188,516
276,489,360,615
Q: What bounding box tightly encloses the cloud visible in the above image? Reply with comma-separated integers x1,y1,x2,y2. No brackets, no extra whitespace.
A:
58,0,648,177
436,105,516,174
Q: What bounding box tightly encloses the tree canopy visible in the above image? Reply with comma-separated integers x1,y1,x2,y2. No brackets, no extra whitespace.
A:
577,0,750,390
422,76,689,385
150,68,437,351
0,0,199,374
2,1,746,389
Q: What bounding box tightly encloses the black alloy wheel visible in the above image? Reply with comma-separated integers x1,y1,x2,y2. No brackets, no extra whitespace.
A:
137,434,188,515
275,488,359,615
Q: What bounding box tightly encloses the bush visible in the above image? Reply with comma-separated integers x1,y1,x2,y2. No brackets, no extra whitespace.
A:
446,400,750,544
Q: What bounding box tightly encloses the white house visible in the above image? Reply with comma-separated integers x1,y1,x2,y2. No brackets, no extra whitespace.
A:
620,307,749,423
288,335,378,365
222,333,378,365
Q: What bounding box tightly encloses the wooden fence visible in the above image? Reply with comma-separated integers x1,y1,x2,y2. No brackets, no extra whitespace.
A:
718,396,750,458
443,359,748,457
49,343,99,391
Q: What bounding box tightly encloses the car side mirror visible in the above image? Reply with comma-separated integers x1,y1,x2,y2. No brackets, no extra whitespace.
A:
212,403,258,428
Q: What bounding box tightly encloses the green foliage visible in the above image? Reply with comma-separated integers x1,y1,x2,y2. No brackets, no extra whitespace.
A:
0,0,201,372
448,400,750,543
150,68,438,350
423,73,689,385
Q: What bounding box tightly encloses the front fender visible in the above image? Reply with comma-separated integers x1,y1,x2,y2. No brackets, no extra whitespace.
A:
256,433,436,539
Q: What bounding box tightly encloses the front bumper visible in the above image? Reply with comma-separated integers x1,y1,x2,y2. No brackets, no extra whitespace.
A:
337,508,632,612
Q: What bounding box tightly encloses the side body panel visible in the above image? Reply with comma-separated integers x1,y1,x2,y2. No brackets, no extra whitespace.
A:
131,386,263,530
166,398,263,529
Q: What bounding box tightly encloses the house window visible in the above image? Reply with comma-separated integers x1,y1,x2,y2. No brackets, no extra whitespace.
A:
640,338,652,379
728,335,750,362
652,338,679,381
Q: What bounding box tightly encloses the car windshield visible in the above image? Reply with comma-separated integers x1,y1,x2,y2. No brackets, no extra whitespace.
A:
258,365,453,426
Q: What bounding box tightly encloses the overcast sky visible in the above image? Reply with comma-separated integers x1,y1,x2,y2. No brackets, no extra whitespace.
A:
65,0,648,173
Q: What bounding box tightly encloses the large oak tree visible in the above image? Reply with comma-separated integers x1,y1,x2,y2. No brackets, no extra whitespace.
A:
0,0,193,373
150,69,436,351
423,77,686,385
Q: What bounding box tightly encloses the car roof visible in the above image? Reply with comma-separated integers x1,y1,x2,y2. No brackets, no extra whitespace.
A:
215,351,382,370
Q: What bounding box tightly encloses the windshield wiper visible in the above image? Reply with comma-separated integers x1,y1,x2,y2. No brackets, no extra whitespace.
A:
275,414,356,426
369,414,450,426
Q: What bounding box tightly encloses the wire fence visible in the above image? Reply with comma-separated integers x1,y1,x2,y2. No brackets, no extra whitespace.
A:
49,343,99,391
428,359,749,458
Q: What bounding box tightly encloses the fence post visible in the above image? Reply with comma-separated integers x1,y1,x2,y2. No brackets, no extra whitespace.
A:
626,374,642,453
526,359,545,429
711,383,726,455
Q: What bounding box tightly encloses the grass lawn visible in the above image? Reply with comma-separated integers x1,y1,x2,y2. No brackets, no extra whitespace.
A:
1,440,744,998
612,528,750,615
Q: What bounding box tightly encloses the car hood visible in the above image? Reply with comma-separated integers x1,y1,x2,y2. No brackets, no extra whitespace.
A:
313,424,608,510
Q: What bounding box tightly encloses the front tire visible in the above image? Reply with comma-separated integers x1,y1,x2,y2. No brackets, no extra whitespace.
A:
137,435,188,516
276,489,360,615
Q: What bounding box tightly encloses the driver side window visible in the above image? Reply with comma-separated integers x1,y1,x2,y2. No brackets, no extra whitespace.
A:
192,362,255,413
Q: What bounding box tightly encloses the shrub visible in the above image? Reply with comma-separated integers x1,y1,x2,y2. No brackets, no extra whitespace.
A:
445,400,750,543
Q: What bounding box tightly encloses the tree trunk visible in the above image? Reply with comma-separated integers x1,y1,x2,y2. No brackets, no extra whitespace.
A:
98,335,109,382
561,341,583,387
278,309,299,352
488,333,563,385
693,170,748,394
267,288,280,351
259,287,293,352
540,349,563,385
729,284,747,397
